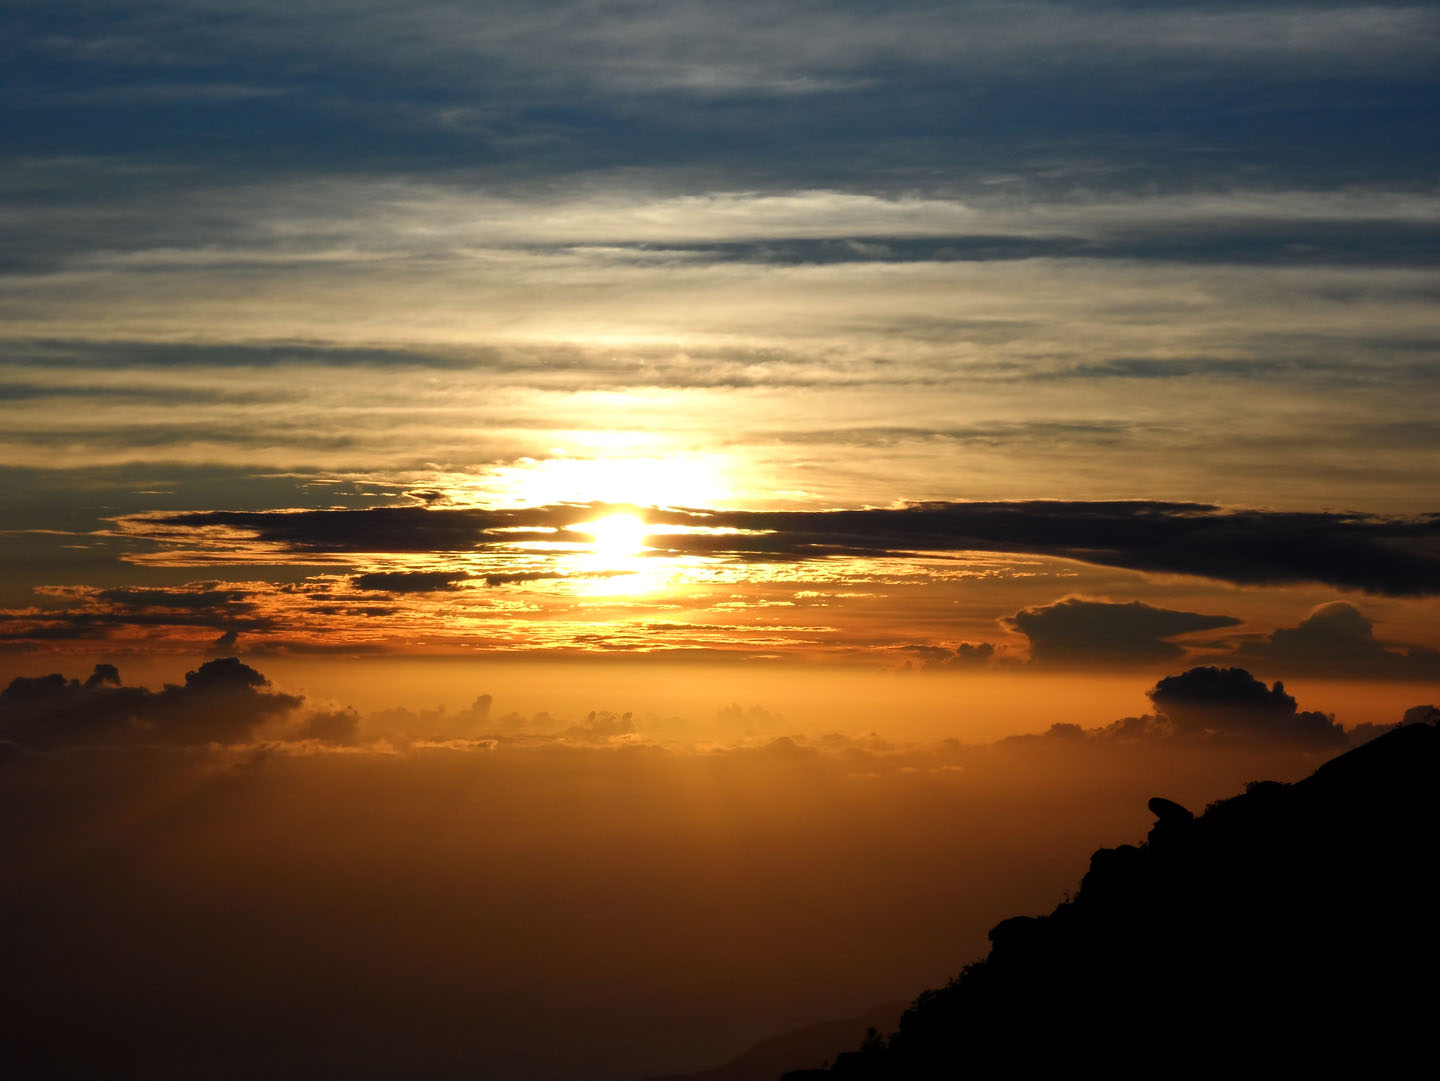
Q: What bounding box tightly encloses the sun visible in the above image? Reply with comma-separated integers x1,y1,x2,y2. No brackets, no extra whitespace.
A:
579,513,650,560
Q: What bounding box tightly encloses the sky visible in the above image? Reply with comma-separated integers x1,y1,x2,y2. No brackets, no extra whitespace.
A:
2,3,1438,1078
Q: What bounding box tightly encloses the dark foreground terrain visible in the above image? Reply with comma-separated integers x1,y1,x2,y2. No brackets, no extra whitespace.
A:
787,711,1440,1078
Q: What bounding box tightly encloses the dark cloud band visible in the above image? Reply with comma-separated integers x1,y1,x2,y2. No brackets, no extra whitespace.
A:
128,499,1440,596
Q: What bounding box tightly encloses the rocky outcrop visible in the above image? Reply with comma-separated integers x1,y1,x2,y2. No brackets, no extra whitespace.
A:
788,716,1440,1078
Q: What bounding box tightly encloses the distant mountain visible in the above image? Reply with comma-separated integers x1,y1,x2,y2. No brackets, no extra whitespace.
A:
640,1003,906,1081
786,713,1440,1077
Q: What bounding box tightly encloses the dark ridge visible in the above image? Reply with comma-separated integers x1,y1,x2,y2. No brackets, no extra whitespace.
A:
641,1003,906,1081
787,716,1440,1078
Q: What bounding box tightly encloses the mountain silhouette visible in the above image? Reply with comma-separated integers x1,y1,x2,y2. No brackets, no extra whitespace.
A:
641,1003,906,1081
784,713,1440,1077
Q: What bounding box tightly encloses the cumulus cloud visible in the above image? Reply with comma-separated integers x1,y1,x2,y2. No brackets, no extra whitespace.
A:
991,665,1359,750
563,709,639,742
984,659,1376,754
1005,598,1240,666
1228,601,1440,680
297,707,361,745
1147,666,1347,747
0,657,302,748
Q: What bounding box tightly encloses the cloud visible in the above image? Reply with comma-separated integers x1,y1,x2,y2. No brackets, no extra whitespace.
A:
1147,666,1347,747
207,628,240,656
989,664,1360,750
483,569,634,586
1228,601,1440,680
1004,598,1240,666
0,582,281,646
6,506,1438,664
15,2,1436,112
4,654,1428,1078
562,709,639,742
0,657,302,748
352,571,469,592
116,500,1440,597
12,657,1393,1081
298,707,361,745
899,642,997,669
0,652,1408,761
1404,705,1440,724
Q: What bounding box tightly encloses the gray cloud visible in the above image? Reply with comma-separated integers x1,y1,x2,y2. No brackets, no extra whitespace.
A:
120,500,1440,597
352,571,469,593
0,657,302,748
17,2,1436,99
1005,598,1240,666
898,642,998,670
761,421,1136,448
1229,601,1440,680
0,583,279,645
1146,665,1348,747
992,664,1360,749
298,707,361,745
590,223,1440,269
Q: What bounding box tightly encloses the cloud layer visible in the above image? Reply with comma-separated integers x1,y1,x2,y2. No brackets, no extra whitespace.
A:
3,655,1429,1079
116,500,1440,596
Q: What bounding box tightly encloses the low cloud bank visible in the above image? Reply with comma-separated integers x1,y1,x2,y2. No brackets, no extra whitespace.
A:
2,657,1434,1081
1,657,1423,755
6,651,1428,759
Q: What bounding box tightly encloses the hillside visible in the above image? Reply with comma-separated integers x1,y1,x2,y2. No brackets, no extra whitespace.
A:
786,713,1440,1077
641,1003,906,1081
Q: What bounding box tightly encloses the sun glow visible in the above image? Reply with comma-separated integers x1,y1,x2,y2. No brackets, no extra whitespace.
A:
579,513,650,560
565,512,669,596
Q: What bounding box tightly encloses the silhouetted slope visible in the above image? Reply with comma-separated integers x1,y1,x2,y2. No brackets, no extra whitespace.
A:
788,717,1440,1078
641,1003,905,1081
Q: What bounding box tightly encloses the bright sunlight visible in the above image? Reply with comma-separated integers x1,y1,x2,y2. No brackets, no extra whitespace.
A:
579,513,650,560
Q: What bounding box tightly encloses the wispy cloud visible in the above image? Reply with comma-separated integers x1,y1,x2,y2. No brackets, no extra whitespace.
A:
15,2,1438,99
